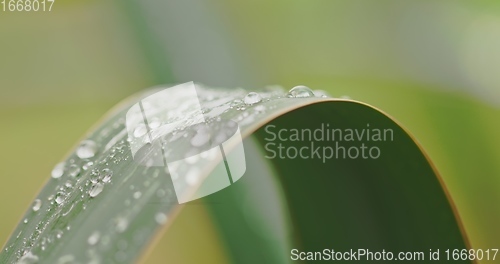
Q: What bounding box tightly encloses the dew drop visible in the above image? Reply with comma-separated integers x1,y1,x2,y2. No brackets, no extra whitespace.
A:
76,140,97,159
133,191,142,199
82,161,94,171
87,231,100,246
230,99,243,108
243,92,262,105
51,162,65,179
133,124,147,138
32,199,42,212
101,168,113,183
68,164,81,177
288,85,314,98
313,89,330,98
55,192,66,205
254,105,266,113
23,218,28,224
155,213,167,224
57,254,74,264
89,183,104,198
90,168,101,183
115,217,128,233
17,251,38,264
148,117,161,129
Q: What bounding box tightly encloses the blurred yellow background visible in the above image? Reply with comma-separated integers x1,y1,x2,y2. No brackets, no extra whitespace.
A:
1,0,499,263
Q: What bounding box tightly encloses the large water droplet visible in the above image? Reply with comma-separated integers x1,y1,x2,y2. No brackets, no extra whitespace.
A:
288,85,314,98
89,183,104,197
87,231,100,246
32,199,42,212
68,164,81,177
76,140,97,159
101,168,113,183
243,92,262,105
155,213,168,224
51,162,65,179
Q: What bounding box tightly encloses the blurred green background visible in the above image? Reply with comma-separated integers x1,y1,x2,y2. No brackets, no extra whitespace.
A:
1,0,499,263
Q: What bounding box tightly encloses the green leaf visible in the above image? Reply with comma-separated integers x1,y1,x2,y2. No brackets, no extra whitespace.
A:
1,85,470,263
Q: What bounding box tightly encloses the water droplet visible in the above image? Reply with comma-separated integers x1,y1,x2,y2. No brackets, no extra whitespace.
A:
288,85,314,98
115,217,128,233
243,92,262,105
101,168,113,183
87,231,100,246
32,199,42,212
230,99,243,108
76,140,97,159
148,117,161,129
89,183,104,197
55,191,66,205
57,254,75,264
54,229,63,239
133,191,142,199
51,162,65,179
313,90,330,98
254,105,266,113
68,164,81,177
23,218,28,224
155,213,167,224
90,168,101,183
82,161,94,171
17,251,38,264
133,124,147,138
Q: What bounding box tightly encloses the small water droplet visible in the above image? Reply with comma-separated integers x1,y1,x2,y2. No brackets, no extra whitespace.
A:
82,161,94,171
133,124,147,138
313,89,330,98
230,99,243,108
55,229,63,239
17,251,38,264
254,105,266,113
68,164,81,177
51,162,65,179
115,217,128,233
288,85,314,98
101,168,113,183
32,199,42,212
76,140,97,159
243,92,262,105
155,213,167,224
133,191,142,199
55,192,66,205
87,231,100,246
23,218,28,224
89,183,104,197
